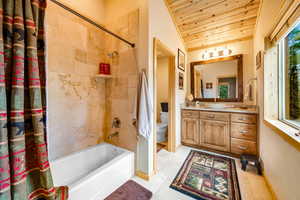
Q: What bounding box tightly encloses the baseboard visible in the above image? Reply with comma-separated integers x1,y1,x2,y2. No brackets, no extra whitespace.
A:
263,170,277,200
135,170,152,181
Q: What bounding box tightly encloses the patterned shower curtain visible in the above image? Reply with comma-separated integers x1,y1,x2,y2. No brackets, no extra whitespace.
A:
0,0,68,199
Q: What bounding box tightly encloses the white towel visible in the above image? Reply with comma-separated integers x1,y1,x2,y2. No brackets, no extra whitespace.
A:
133,71,153,139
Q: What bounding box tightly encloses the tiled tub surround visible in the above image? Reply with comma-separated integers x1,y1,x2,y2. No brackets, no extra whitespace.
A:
104,10,140,152
46,2,108,160
46,1,140,159
50,143,134,200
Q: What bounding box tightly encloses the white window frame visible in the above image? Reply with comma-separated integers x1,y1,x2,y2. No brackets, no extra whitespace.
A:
278,21,300,130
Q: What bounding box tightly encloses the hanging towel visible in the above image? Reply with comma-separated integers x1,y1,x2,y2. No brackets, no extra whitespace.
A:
133,71,153,139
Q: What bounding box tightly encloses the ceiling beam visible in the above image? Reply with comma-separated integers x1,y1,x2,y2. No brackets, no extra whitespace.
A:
187,36,253,52
186,30,254,45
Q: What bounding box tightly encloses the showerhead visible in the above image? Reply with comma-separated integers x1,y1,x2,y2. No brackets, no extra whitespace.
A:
107,51,119,58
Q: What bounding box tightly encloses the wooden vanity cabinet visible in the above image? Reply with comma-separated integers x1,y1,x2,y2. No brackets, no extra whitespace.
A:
200,112,230,152
200,120,230,152
181,111,200,145
230,113,258,155
181,109,258,156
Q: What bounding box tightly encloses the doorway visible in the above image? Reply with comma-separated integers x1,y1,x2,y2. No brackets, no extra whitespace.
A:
153,38,176,173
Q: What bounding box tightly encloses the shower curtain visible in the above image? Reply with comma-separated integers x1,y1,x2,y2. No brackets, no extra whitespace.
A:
0,0,68,199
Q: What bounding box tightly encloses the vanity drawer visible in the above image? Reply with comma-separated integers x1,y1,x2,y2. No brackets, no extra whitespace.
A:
231,123,257,141
231,138,257,155
182,110,200,119
231,113,257,124
200,112,230,122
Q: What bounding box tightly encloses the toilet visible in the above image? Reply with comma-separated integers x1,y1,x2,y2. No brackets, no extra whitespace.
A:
157,103,168,143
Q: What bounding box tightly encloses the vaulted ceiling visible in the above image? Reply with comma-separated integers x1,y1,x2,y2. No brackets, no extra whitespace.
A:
165,0,260,51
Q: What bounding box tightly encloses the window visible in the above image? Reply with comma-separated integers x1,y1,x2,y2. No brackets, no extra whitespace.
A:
219,83,229,99
279,22,300,129
217,77,237,99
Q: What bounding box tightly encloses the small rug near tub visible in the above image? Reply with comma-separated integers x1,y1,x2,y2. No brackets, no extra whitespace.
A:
170,150,241,200
105,180,152,200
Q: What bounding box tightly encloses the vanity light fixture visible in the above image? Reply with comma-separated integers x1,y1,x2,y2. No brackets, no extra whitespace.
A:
223,48,232,56
201,47,232,60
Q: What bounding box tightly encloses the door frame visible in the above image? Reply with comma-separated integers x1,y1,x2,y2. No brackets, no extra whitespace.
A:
153,38,176,173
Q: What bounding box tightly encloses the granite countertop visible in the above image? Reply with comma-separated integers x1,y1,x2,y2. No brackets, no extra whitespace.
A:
181,104,259,114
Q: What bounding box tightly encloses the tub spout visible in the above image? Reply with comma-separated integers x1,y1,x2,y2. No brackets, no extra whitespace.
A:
107,132,119,140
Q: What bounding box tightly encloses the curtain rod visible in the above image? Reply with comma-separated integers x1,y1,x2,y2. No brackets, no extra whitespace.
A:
49,0,136,48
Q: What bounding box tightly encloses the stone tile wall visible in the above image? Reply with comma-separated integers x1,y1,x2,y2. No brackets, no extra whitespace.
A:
46,1,139,160
46,2,108,160
104,10,139,152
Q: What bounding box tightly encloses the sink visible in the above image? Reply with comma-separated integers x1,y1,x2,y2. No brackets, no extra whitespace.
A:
199,104,251,110
201,104,231,109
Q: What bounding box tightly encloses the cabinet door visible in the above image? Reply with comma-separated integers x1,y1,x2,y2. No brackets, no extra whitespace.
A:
181,118,199,145
200,120,230,152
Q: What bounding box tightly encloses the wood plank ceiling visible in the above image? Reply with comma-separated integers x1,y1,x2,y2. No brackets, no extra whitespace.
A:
165,0,260,51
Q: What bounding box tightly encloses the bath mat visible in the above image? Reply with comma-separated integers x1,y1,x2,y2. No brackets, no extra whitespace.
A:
170,150,241,200
105,180,152,200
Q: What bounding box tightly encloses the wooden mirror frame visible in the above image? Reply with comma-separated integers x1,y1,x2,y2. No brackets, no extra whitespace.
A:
190,54,243,102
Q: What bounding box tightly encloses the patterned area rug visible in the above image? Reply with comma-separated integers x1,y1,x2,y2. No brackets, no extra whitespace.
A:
170,150,241,200
105,180,152,200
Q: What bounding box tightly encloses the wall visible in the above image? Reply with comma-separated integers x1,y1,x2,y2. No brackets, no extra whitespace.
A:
56,0,105,24
254,0,300,199
188,39,255,104
195,60,237,98
156,57,169,120
149,0,187,148
46,1,107,160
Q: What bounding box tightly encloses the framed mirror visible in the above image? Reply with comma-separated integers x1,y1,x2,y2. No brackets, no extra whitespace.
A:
191,54,243,102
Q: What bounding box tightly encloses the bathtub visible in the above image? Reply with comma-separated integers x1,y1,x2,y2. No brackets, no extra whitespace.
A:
50,143,135,200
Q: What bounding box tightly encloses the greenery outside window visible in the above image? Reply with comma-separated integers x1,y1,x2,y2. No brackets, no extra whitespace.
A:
279,22,300,129
219,83,229,99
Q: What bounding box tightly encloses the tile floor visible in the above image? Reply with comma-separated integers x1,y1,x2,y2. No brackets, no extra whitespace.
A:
132,145,274,200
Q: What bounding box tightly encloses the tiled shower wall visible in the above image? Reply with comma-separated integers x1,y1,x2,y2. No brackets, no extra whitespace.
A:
46,2,108,160
104,10,139,152
46,2,139,160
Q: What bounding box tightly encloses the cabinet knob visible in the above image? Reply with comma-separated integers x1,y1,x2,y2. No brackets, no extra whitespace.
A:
208,114,215,119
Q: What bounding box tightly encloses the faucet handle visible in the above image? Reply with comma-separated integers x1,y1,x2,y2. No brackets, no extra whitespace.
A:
112,117,121,128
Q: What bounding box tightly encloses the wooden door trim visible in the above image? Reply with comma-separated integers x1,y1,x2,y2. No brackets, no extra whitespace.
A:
153,38,177,175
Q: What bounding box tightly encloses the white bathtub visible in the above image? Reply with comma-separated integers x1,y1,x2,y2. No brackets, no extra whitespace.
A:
50,143,135,200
